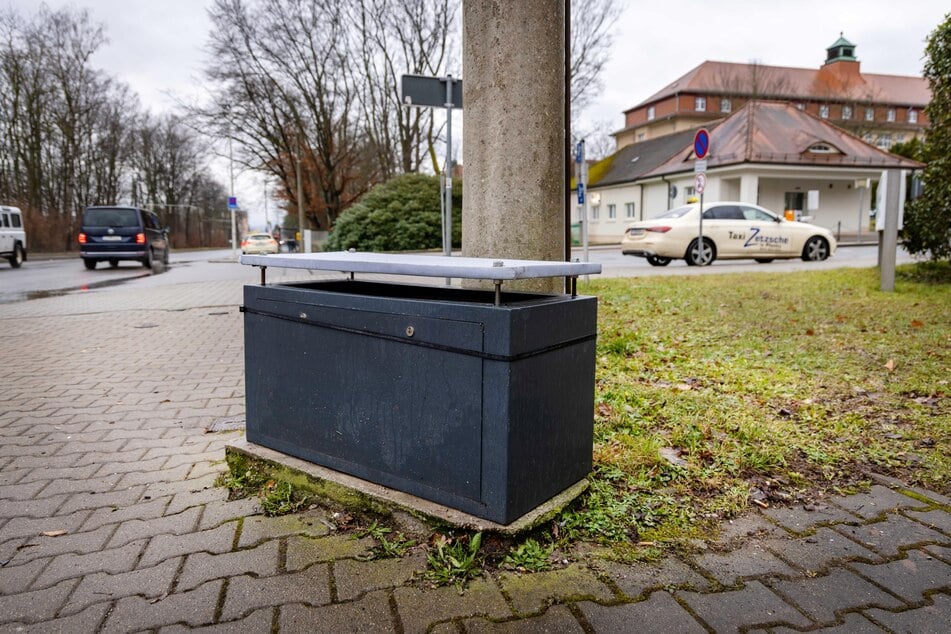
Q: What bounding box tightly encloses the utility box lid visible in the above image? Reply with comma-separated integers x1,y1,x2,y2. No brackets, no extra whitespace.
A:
240,251,601,281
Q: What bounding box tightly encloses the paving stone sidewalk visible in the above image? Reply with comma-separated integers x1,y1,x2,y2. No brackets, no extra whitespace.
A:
0,285,948,633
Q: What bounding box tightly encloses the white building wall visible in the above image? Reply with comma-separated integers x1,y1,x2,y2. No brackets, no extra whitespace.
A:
586,166,883,242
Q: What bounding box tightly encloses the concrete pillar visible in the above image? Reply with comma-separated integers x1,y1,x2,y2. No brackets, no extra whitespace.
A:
739,174,759,204
462,1,566,293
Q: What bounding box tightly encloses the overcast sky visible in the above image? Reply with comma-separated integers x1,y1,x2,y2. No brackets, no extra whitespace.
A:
8,0,949,227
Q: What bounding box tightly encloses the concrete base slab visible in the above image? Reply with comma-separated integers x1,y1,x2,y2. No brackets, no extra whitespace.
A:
225,437,588,535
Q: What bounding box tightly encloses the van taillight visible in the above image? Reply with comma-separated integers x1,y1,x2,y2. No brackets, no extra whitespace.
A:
78,233,87,244
135,233,146,244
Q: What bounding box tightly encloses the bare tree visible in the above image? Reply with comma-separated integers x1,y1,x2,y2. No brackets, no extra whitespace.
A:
570,0,622,115
352,0,457,177
199,0,378,230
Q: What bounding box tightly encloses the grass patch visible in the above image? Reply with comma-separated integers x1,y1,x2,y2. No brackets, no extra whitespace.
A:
357,520,416,560
216,455,310,517
559,263,949,558
424,532,484,588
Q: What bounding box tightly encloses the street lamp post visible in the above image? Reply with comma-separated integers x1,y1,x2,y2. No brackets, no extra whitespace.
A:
229,127,237,259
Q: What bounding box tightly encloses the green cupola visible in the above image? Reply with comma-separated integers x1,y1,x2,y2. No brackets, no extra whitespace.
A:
825,33,857,64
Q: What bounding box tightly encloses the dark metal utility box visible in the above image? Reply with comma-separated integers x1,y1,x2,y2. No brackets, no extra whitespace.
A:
240,252,600,525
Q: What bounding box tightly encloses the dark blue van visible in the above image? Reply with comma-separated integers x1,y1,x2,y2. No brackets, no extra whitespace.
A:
79,206,170,270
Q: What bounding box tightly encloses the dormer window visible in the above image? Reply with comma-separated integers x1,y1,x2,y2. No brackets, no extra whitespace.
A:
721,99,732,113
819,105,830,119
647,106,655,121
887,109,896,122
908,110,918,124
695,97,706,112
842,105,852,120
865,108,874,121
806,143,839,154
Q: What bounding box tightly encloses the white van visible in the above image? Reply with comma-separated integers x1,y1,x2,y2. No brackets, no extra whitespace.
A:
0,205,27,268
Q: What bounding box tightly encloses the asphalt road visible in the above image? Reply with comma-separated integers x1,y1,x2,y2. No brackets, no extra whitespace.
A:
0,244,916,305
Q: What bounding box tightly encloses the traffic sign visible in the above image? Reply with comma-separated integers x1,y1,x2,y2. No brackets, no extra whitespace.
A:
695,172,707,194
228,197,237,209
577,183,585,204
401,74,463,108
694,159,707,173
694,128,710,160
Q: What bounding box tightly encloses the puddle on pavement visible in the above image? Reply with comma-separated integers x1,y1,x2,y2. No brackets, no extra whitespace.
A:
0,265,170,304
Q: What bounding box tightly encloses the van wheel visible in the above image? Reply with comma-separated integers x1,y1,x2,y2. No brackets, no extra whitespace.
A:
109,259,119,268
162,248,169,265
9,244,24,268
142,249,154,269
84,259,97,270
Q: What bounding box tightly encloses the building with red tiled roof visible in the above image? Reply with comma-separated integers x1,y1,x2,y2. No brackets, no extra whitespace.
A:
578,101,922,243
614,35,929,152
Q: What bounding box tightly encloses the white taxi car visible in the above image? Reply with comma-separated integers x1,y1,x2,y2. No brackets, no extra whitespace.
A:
241,233,280,255
621,202,836,266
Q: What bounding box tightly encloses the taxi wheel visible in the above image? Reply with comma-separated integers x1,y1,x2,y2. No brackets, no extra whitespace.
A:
685,238,716,266
646,255,671,267
802,236,830,261
754,258,774,264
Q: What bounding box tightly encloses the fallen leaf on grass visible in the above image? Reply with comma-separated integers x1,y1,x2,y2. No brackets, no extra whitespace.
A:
884,359,895,371
910,320,924,328
659,447,688,468
40,530,67,537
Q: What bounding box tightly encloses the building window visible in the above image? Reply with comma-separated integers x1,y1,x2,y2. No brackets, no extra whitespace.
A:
591,205,599,220
685,186,696,200
863,133,873,143
865,107,874,121
819,105,830,119
896,134,906,143
625,202,636,219
796,103,805,110
721,98,732,113
807,143,838,154
842,105,852,120
607,204,616,220
908,110,918,124
695,97,706,112
876,134,893,149
887,109,896,122
636,132,646,141
647,106,655,121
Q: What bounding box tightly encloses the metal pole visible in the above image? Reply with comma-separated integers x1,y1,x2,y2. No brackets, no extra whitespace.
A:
297,139,304,253
857,185,864,242
880,169,900,292
698,191,705,264
581,141,589,263
444,75,453,285
264,179,270,232
228,123,237,259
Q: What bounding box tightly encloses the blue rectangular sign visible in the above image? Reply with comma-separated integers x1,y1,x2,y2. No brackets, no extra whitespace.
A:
577,183,585,204
228,197,237,209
